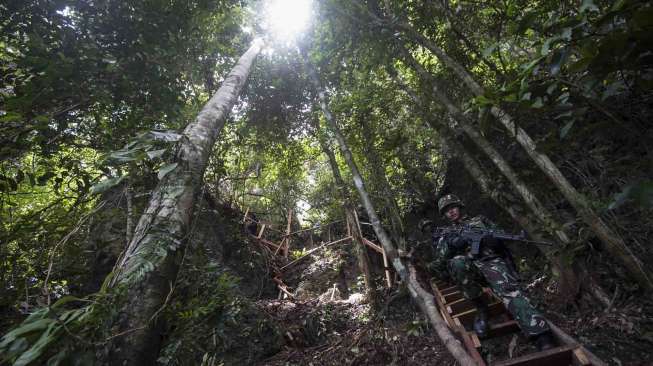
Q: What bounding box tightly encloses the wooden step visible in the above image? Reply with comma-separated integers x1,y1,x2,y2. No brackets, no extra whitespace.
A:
487,320,521,339
572,347,591,366
494,345,575,366
451,301,505,328
440,285,459,293
446,292,494,314
443,290,464,303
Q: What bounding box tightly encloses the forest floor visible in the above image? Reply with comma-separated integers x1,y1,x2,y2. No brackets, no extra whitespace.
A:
254,294,455,366
251,273,653,365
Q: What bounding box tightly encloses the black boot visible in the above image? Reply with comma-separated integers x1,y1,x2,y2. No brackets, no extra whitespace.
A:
535,332,556,351
472,299,489,338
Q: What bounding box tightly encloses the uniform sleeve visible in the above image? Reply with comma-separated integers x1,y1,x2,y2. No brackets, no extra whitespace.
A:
427,235,456,279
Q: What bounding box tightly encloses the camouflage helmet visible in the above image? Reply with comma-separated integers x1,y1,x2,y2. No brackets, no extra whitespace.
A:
438,194,464,214
417,219,434,233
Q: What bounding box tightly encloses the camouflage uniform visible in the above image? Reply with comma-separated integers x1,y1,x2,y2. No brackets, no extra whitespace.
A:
428,215,550,338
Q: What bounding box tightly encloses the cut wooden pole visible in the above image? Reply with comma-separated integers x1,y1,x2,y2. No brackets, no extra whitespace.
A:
279,236,353,271
382,248,393,288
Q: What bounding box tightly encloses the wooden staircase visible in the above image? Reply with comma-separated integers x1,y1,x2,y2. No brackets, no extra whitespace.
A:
430,280,606,366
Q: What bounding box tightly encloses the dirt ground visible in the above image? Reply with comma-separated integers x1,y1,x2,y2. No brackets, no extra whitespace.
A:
253,278,653,366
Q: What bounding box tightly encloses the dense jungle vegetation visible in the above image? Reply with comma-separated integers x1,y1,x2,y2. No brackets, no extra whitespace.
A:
1,0,652,365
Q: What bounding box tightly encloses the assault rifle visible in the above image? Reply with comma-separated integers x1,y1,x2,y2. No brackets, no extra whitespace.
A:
432,226,554,256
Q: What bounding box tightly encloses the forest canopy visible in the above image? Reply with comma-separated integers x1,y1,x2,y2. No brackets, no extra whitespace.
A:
1,0,652,365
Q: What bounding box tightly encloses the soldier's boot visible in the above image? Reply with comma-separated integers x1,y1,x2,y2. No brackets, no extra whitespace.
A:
535,331,556,351
472,298,489,338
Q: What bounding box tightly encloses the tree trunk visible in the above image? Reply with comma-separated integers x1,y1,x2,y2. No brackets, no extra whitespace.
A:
385,8,653,293
106,39,263,365
304,56,477,366
390,71,580,296
357,116,407,250
315,123,378,307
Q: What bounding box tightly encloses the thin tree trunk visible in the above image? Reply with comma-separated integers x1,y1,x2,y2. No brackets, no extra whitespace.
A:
384,7,653,293
357,116,406,250
398,46,570,245
390,71,581,296
106,39,263,365
304,57,477,366
315,127,378,306
125,184,134,246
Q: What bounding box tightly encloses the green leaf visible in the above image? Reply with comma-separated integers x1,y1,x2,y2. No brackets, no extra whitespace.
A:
157,163,178,180
550,49,569,76
560,120,575,139
146,149,167,159
51,296,83,309
109,148,146,164
148,130,182,142
90,175,127,194
546,82,559,95
532,97,544,108
14,321,59,366
0,112,22,122
0,319,52,348
482,44,497,58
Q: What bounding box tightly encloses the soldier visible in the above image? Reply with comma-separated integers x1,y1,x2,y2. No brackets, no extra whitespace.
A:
420,194,555,351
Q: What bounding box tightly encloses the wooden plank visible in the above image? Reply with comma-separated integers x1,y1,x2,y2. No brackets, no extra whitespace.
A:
451,301,505,328
442,288,461,298
361,238,383,253
447,292,494,314
446,297,469,314
440,285,459,293
459,331,486,366
470,332,481,348
487,320,520,339
433,281,448,288
548,321,606,366
259,238,280,250
279,236,352,270
443,290,464,303
494,345,574,366
429,280,461,331
274,238,285,256
283,207,292,258
257,224,266,238
572,347,591,366
382,248,393,288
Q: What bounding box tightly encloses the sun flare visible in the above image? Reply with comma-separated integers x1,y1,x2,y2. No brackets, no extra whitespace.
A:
263,0,313,44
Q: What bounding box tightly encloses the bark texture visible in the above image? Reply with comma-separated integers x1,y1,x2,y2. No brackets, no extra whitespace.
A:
315,122,378,307
106,39,263,365
391,70,580,294
305,57,477,366
357,116,407,250
389,19,653,293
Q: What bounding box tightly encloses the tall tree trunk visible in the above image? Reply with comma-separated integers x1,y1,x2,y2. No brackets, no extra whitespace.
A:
382,5,653,294
397,46,570,245
314,123,378,307
304,56,477,366
106,39,263,365
357,116,407,250
390,71,582,297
